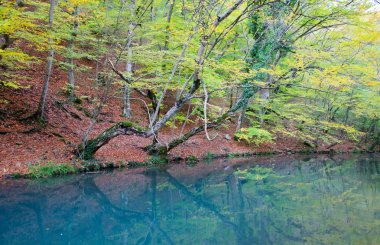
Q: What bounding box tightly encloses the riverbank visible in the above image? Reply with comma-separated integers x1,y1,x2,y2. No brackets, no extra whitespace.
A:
2,146,378,179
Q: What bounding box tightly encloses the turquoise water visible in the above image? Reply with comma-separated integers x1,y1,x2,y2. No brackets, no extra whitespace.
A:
0,155,379,244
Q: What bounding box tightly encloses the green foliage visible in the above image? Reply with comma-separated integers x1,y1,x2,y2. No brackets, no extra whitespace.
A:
165,112,193,128
202,152,216,160
121,121,134,127
0,80,24,89
240,1,380,148
0,1,42,88
28,162,77,178
185,155,199,166
80,161,102,171
227,152,241,158
235,127,273,146
127,161,146,167
117,160,127,168
185,155,199,165
148,156,168,166
105,162,116,168
120,121,144,131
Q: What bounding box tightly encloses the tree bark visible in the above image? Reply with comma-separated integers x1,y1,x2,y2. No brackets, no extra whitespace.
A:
68,6,79,101
164,0,175,50
123,84,132,118
68,58,75,99
36,0,55,121
76,122,146,159
236,102,247,131
122,0,135,118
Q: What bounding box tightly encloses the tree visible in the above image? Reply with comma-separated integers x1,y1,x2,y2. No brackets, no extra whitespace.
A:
76,0,274,159
122,0,135,118
36,0,56,121
236,0,378,147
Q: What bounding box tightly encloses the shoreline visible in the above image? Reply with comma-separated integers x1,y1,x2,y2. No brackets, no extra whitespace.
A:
3,149,379,180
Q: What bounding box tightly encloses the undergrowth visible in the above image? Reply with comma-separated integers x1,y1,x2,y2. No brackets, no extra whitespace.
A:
28,162,77,178
202,152,216,160
235,127,273,146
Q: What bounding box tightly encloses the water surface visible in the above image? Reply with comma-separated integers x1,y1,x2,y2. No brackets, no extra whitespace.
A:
0,154,379,244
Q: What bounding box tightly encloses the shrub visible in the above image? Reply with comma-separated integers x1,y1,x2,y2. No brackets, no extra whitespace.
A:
234,127,273,146
148,156,168,165
127,161,146,167
80,161,101,171
186,155,199,165
227,153,240,158
202,152,216,160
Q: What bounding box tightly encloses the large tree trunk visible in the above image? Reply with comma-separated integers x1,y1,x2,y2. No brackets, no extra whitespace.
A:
122,0,135,118
236,102,247,132
37,0,55,121
258,71,272,125
123,83,132,118
77,122,147,159
164,0,175,50
68,58,75,99
37,49,54,120
68,6,79,101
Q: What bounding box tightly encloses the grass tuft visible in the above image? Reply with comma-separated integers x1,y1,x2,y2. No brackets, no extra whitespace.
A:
185,155,199,166
28,162,77,178
202,152,216,160
148,156,169,166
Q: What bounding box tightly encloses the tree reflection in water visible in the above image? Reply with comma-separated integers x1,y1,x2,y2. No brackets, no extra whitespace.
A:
0,155,379,244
